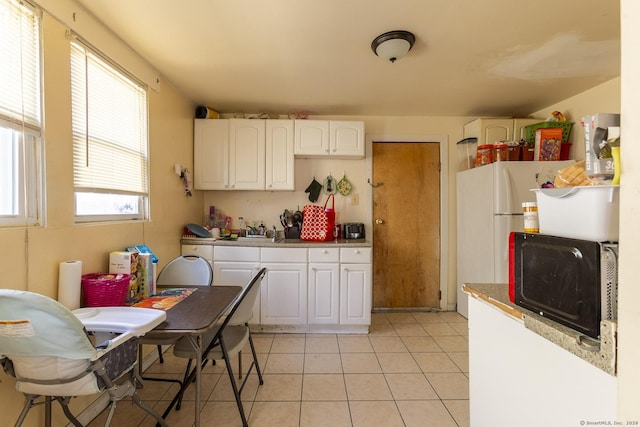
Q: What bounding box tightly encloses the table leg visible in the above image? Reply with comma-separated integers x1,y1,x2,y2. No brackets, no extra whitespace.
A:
186,335,203,427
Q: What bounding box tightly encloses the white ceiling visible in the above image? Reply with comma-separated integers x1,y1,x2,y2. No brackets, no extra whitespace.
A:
75,0,620,117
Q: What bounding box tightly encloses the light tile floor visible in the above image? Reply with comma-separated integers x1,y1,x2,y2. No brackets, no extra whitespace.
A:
89,311,469,427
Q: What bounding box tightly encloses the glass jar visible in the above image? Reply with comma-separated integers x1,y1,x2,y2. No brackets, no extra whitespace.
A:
475,144,494,166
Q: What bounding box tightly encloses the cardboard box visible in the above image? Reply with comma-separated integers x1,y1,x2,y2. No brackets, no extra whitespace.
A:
534,128,563,161
109,251,139,302
136,253,154,298
581,113,620,179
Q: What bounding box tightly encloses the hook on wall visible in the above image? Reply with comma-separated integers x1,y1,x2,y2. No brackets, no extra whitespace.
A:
367,179,383,188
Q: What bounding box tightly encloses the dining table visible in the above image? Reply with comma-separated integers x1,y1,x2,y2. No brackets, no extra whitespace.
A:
138,285,242,427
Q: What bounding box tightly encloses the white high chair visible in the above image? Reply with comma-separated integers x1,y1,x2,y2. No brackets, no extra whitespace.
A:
0,289,168,427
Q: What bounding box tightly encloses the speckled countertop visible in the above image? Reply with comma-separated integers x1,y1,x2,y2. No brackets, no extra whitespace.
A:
463,283,617,376
181,236,372,248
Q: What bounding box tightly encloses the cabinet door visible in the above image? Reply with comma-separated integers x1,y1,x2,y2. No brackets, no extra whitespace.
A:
213,261,261,324
340,263,371,325
308,263,340,324
229,119,265,190
261,263,307,325
330,121,365,158
194,119,229,189
266,120,294,190
294,120,329,155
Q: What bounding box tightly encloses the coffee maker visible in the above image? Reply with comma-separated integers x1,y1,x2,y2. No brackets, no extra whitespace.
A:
280,209,303,239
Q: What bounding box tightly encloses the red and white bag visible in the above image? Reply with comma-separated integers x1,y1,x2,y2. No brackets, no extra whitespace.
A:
300,195,335,241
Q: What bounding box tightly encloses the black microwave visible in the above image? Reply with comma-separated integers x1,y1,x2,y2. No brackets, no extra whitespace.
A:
509,232,618,339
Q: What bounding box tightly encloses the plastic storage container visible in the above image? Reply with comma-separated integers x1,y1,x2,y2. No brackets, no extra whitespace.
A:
456,137,477,170
81,273,132,307
532,185,619,242
475,144,494,166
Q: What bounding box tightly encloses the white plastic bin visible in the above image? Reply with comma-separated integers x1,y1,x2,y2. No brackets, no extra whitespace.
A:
532,185,619,242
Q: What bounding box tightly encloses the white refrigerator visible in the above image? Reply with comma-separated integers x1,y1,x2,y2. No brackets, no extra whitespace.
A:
456,160,573,317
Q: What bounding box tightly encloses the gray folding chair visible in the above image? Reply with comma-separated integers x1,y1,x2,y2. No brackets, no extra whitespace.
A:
168,268,267,427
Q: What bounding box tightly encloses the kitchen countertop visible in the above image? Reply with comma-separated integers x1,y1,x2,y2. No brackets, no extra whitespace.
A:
181,236,372,248
463,283,617,375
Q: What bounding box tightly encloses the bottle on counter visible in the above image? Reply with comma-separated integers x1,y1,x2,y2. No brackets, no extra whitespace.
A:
522,202,539,233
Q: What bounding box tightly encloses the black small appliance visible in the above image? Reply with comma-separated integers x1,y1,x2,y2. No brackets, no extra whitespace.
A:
509,232,618,339
344,223,365,239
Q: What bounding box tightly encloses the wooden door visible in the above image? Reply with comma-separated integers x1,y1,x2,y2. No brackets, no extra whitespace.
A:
372,142,440,309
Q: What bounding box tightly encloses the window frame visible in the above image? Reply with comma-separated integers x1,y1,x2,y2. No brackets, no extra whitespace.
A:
70,39,150,223
0,0,44,228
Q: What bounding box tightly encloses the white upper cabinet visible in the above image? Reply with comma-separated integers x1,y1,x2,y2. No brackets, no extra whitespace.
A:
229,119,265,190
265,120,295,190
194,119,229,190
330,121,365,157
463,118,541,146
294,120,365,158
194,118,295,190
294,120,329,155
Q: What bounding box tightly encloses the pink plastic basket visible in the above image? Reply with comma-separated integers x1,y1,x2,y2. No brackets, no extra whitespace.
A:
81,273,131,307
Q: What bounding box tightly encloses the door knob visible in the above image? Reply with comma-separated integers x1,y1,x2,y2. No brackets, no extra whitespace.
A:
375,219,384,224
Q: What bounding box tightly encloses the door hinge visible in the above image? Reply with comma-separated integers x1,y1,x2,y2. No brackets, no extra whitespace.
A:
439,290,442,300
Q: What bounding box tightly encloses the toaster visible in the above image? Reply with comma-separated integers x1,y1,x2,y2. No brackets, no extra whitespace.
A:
344,223,365,239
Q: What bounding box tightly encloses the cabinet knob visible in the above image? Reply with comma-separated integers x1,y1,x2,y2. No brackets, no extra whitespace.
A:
354,250,360,254
322,249,327,254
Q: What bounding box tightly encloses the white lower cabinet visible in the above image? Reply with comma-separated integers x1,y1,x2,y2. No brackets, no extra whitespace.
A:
340,263,372,325
468,296,617,426
260,248,307,325
212,246,261,324
308,248,340,324
199,244,371,331
260,263,308,325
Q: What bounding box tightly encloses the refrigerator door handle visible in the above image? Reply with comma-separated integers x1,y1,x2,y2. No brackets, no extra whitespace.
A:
502,168,513,214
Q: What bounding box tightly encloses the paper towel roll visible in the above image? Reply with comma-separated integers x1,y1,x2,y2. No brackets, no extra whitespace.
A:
58,260,82,310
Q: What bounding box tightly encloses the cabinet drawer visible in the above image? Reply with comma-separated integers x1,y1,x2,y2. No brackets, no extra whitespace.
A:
214,246,260,262
181,244,213,261
309,247,339,263
261,248,307,263
340,247,371,263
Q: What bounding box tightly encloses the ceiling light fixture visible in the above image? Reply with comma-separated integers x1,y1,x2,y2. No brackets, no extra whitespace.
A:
371,30,416,63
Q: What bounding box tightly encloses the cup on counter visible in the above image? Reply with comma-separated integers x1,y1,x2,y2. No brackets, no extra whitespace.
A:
210,227,221,238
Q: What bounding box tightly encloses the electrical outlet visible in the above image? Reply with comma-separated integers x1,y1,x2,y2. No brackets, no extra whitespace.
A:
350,194,359,205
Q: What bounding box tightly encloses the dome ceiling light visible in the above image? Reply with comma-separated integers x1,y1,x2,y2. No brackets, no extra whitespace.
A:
371,30,416,63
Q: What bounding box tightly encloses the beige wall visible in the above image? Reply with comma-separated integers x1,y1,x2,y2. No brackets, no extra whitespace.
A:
0,14,201,425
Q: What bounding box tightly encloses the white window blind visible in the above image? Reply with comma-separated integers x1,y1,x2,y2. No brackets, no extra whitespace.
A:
70,40,149,220
0,0,42,227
